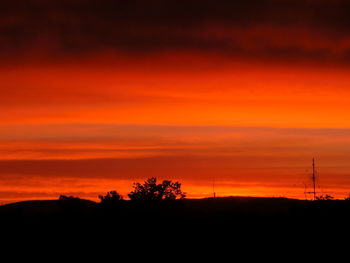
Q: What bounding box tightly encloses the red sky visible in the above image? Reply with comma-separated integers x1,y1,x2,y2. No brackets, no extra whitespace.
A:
1,0,350,202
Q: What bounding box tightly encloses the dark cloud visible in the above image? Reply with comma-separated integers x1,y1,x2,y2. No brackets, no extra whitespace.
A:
1,0,350,63
0,155,309,181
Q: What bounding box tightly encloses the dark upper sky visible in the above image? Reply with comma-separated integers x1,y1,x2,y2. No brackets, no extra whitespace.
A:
1,0,350,64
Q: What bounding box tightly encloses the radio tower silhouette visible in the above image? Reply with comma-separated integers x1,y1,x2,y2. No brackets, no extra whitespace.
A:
305,158,317,200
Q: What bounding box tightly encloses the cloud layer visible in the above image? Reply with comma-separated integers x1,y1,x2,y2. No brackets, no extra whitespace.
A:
2,0,350,64
1,124,350,201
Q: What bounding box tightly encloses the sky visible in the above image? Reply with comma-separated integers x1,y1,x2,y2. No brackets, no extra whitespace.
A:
1,0,350,202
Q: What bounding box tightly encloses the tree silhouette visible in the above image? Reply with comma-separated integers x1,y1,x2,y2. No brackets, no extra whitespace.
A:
128,177,186,200
99,191,123,204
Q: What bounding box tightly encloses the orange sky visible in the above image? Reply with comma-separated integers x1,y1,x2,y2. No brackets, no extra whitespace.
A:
1,55,350,203
2,0,350,203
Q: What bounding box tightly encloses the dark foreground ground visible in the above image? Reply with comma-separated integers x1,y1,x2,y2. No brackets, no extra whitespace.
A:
2,196,350,255
1,197,350,231
1,197,347,256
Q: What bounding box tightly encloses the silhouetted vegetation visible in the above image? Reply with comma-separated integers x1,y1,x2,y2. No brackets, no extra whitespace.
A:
59,195,81,201
128,177,186,200
58,195,96,215
99,191,123,204
316,194,334,201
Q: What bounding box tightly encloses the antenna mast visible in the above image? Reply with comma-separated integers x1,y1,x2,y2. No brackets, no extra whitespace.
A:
305,158,317,200
312,158,317,200
213,178,216,198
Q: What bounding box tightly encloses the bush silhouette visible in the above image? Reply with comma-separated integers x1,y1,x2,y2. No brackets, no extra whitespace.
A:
128,177,186,200
59,195,81,201
316,194,334,201
58,195,87,213
99,191,123,204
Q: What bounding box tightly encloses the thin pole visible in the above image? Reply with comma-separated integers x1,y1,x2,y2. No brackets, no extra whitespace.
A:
312,158,316,200
213,179,216,198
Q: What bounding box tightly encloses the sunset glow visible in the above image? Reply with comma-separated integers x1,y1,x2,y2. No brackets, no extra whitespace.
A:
2,0,350,203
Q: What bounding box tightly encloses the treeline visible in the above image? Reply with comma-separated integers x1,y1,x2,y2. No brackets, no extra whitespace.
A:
59,177,186,204
57,177,350,203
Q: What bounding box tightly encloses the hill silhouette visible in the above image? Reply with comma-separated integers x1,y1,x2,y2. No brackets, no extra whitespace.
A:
2,196,350,228
2,196,350,251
